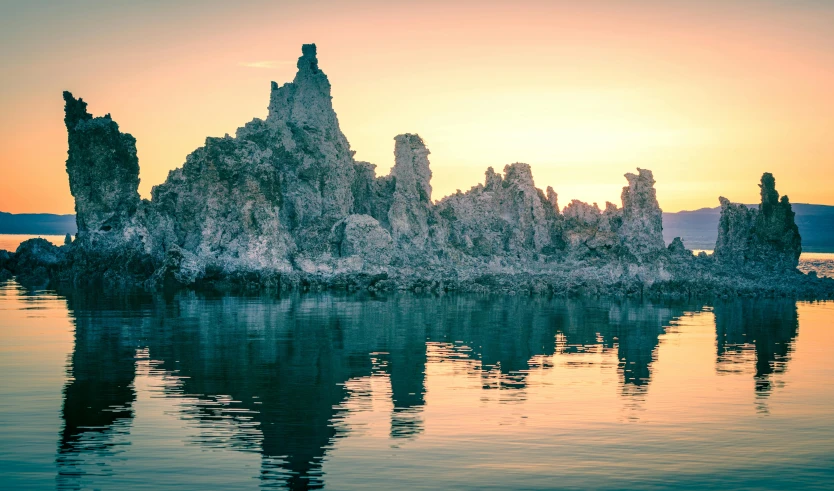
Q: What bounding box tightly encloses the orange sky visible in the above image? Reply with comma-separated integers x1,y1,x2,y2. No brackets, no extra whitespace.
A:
1,0,833,214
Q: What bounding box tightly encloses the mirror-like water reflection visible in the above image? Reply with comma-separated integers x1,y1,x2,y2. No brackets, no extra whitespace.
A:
1,283,833,490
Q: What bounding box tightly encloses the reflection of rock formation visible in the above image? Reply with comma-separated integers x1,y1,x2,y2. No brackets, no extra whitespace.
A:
559,299,688,394
55,291,700,488
56,290,144,488
714,299,799,403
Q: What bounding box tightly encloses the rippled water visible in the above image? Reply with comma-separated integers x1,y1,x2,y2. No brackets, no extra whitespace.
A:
1,283,833,490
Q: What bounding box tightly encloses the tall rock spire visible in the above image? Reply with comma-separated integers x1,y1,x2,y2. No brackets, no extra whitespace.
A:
388,134,434,248
63,91,140,236
265,44,355,234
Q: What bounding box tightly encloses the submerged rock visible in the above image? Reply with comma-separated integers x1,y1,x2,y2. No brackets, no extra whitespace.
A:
6,44,829,299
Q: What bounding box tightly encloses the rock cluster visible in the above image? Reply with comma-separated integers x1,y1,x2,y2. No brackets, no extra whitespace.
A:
1,44,829,299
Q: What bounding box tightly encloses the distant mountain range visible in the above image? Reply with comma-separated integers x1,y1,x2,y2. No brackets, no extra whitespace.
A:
663,203,834,252
2,204,833,252
0,212,76,236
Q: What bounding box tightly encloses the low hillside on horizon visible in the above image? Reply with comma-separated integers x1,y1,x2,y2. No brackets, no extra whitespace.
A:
0,212,76,236
2,204,833,252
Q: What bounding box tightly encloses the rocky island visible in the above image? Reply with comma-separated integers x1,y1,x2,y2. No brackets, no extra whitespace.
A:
1,44,832,299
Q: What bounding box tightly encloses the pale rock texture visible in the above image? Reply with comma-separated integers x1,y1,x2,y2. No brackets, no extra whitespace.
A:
147,43,356,275
148,135,296,273
264,43,355,243
437,163,556,258
562,200,621,258
387,134,435,250
330,214,393,267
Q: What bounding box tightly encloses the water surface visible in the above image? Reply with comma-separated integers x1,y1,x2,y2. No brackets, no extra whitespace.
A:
1,283,833,490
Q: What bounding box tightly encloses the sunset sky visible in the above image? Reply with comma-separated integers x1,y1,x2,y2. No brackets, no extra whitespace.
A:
1,0,832,214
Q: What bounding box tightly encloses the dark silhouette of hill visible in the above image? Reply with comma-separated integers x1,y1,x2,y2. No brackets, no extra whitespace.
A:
0,211,76,235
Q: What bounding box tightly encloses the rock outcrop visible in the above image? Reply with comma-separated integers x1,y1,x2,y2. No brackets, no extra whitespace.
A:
2,44,829,299
0,249,13,281
562,200,620,259
619,169,665,258
329,214,393,268
714,173,801,271
63,92,141,237
437,164,556,259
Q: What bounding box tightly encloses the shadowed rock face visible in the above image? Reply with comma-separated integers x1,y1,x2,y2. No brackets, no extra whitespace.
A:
715,173,801,271
63,92,140,236
3,44,822,297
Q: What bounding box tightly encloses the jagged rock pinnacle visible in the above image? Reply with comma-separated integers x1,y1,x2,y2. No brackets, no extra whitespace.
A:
298,43,319,71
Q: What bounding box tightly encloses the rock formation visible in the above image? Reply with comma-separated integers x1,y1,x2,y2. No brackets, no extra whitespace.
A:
714,173,802,271
387,134,435,251
619,169,665,258
63,92,141,238
437,163,556,259
1,44,829,298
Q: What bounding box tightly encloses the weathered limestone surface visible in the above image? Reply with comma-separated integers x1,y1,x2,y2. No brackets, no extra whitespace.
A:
562,200,620,259
387,134,436,251
437,163,557,259
330,214,393,268
2,45,830,298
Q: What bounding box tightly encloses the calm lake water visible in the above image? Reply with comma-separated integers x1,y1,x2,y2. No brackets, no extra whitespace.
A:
1,282,833,490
